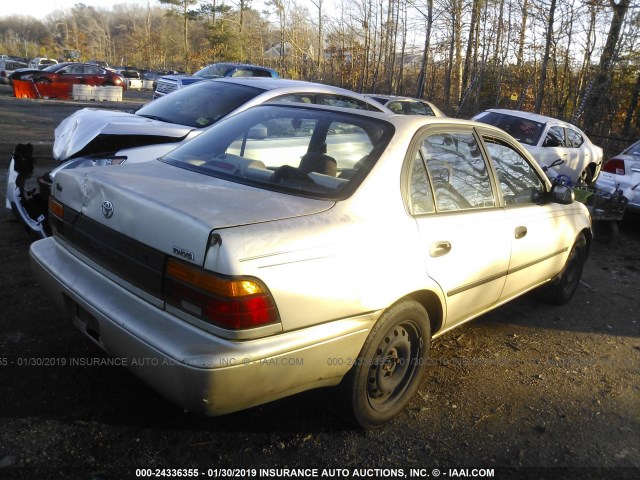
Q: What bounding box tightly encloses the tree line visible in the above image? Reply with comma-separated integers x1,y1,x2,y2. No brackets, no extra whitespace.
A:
1,0,639,154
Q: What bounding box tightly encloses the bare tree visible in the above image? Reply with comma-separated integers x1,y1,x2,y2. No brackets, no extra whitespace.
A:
534,0,557,113
585,0,632,132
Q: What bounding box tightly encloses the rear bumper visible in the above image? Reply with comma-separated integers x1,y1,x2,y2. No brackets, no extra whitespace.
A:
30,237,375,415
595,175,640,213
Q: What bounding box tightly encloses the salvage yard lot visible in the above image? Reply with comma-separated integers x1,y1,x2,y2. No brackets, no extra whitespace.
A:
0,84,638,479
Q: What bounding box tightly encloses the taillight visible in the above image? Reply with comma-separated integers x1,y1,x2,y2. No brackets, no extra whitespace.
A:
163,258,279,330
602,158,625,175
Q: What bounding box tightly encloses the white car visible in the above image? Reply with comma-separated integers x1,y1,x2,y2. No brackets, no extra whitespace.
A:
473,109,603,184
366,94,445,117
30,104,591,428
595,139,640,213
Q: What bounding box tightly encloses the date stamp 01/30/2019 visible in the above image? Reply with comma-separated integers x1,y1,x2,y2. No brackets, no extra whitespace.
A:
134,468,496,479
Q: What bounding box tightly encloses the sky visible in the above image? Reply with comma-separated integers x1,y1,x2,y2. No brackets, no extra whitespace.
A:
1,1,148,21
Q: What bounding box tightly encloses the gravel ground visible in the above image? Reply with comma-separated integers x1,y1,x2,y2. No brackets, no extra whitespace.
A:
0,83,638,480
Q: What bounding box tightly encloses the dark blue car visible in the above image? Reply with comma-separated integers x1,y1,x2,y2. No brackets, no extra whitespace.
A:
153,62,278,98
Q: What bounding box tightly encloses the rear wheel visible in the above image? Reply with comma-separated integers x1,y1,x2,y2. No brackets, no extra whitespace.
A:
343,299,430,428
577,166,594,185
544,232,587,304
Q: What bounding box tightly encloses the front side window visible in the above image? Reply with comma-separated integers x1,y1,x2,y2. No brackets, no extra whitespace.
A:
545,126,566,147
162,105,393,200
484,138,544,205
420,131,495,212
387,101,404,114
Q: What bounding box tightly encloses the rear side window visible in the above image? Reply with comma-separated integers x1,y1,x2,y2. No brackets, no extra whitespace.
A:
320,95,372,111
420,132,496,211
408,102,436,116
566,128,584,148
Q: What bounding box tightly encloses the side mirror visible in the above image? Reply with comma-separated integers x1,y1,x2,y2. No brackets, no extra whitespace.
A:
548,184,574,204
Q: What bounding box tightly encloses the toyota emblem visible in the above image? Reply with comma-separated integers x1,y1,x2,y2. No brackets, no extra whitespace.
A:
102,200,114,219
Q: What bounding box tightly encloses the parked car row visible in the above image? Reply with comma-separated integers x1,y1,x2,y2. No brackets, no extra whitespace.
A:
8,68,632,428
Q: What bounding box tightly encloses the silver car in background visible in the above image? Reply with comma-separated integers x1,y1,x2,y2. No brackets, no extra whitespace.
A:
6,78,390,237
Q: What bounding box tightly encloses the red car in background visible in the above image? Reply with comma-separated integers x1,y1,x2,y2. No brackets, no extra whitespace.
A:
10,62,126,89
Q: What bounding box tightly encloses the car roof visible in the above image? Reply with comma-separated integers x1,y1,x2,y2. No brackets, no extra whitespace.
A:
254,101,495,132
482,108,574,126
367,94,429,102
208,77,393,112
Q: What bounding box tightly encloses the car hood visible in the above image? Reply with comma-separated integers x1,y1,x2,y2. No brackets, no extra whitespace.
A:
53,108,195,161
53,161,334,264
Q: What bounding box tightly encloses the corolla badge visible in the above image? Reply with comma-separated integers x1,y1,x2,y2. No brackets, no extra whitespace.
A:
101,200,114,219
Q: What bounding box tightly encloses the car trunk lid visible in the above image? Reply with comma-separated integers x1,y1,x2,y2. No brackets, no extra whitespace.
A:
52,161,334,267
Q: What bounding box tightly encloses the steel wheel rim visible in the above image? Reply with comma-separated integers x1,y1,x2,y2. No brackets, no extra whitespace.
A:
367,320,422,412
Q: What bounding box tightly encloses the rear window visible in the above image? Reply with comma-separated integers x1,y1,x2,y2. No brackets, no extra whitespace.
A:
136,81,263,128
162,105,394,200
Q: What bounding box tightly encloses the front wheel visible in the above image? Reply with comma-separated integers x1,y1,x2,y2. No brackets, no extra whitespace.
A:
544,232,587,304
343,299,431,428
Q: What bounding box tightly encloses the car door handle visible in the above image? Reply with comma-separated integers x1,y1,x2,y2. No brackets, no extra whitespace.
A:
515,226,527,239
430,241,451,257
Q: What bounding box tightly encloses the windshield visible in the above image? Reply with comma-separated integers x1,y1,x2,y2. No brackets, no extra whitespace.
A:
476,112,544,146
162,105,394,200
193,64,230,78
136,81,263,128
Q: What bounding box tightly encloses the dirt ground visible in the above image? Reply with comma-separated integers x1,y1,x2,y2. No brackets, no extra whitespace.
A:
0,84,638,480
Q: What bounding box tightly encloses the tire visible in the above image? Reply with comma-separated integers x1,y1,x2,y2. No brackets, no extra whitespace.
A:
577,166,594,185
544,232,587,305
343,299,431,428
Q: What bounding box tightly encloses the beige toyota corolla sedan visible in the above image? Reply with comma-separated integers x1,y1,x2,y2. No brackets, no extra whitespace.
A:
30,103,591,428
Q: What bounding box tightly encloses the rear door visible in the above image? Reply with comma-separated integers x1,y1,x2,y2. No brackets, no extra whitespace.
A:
408,126,511,328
